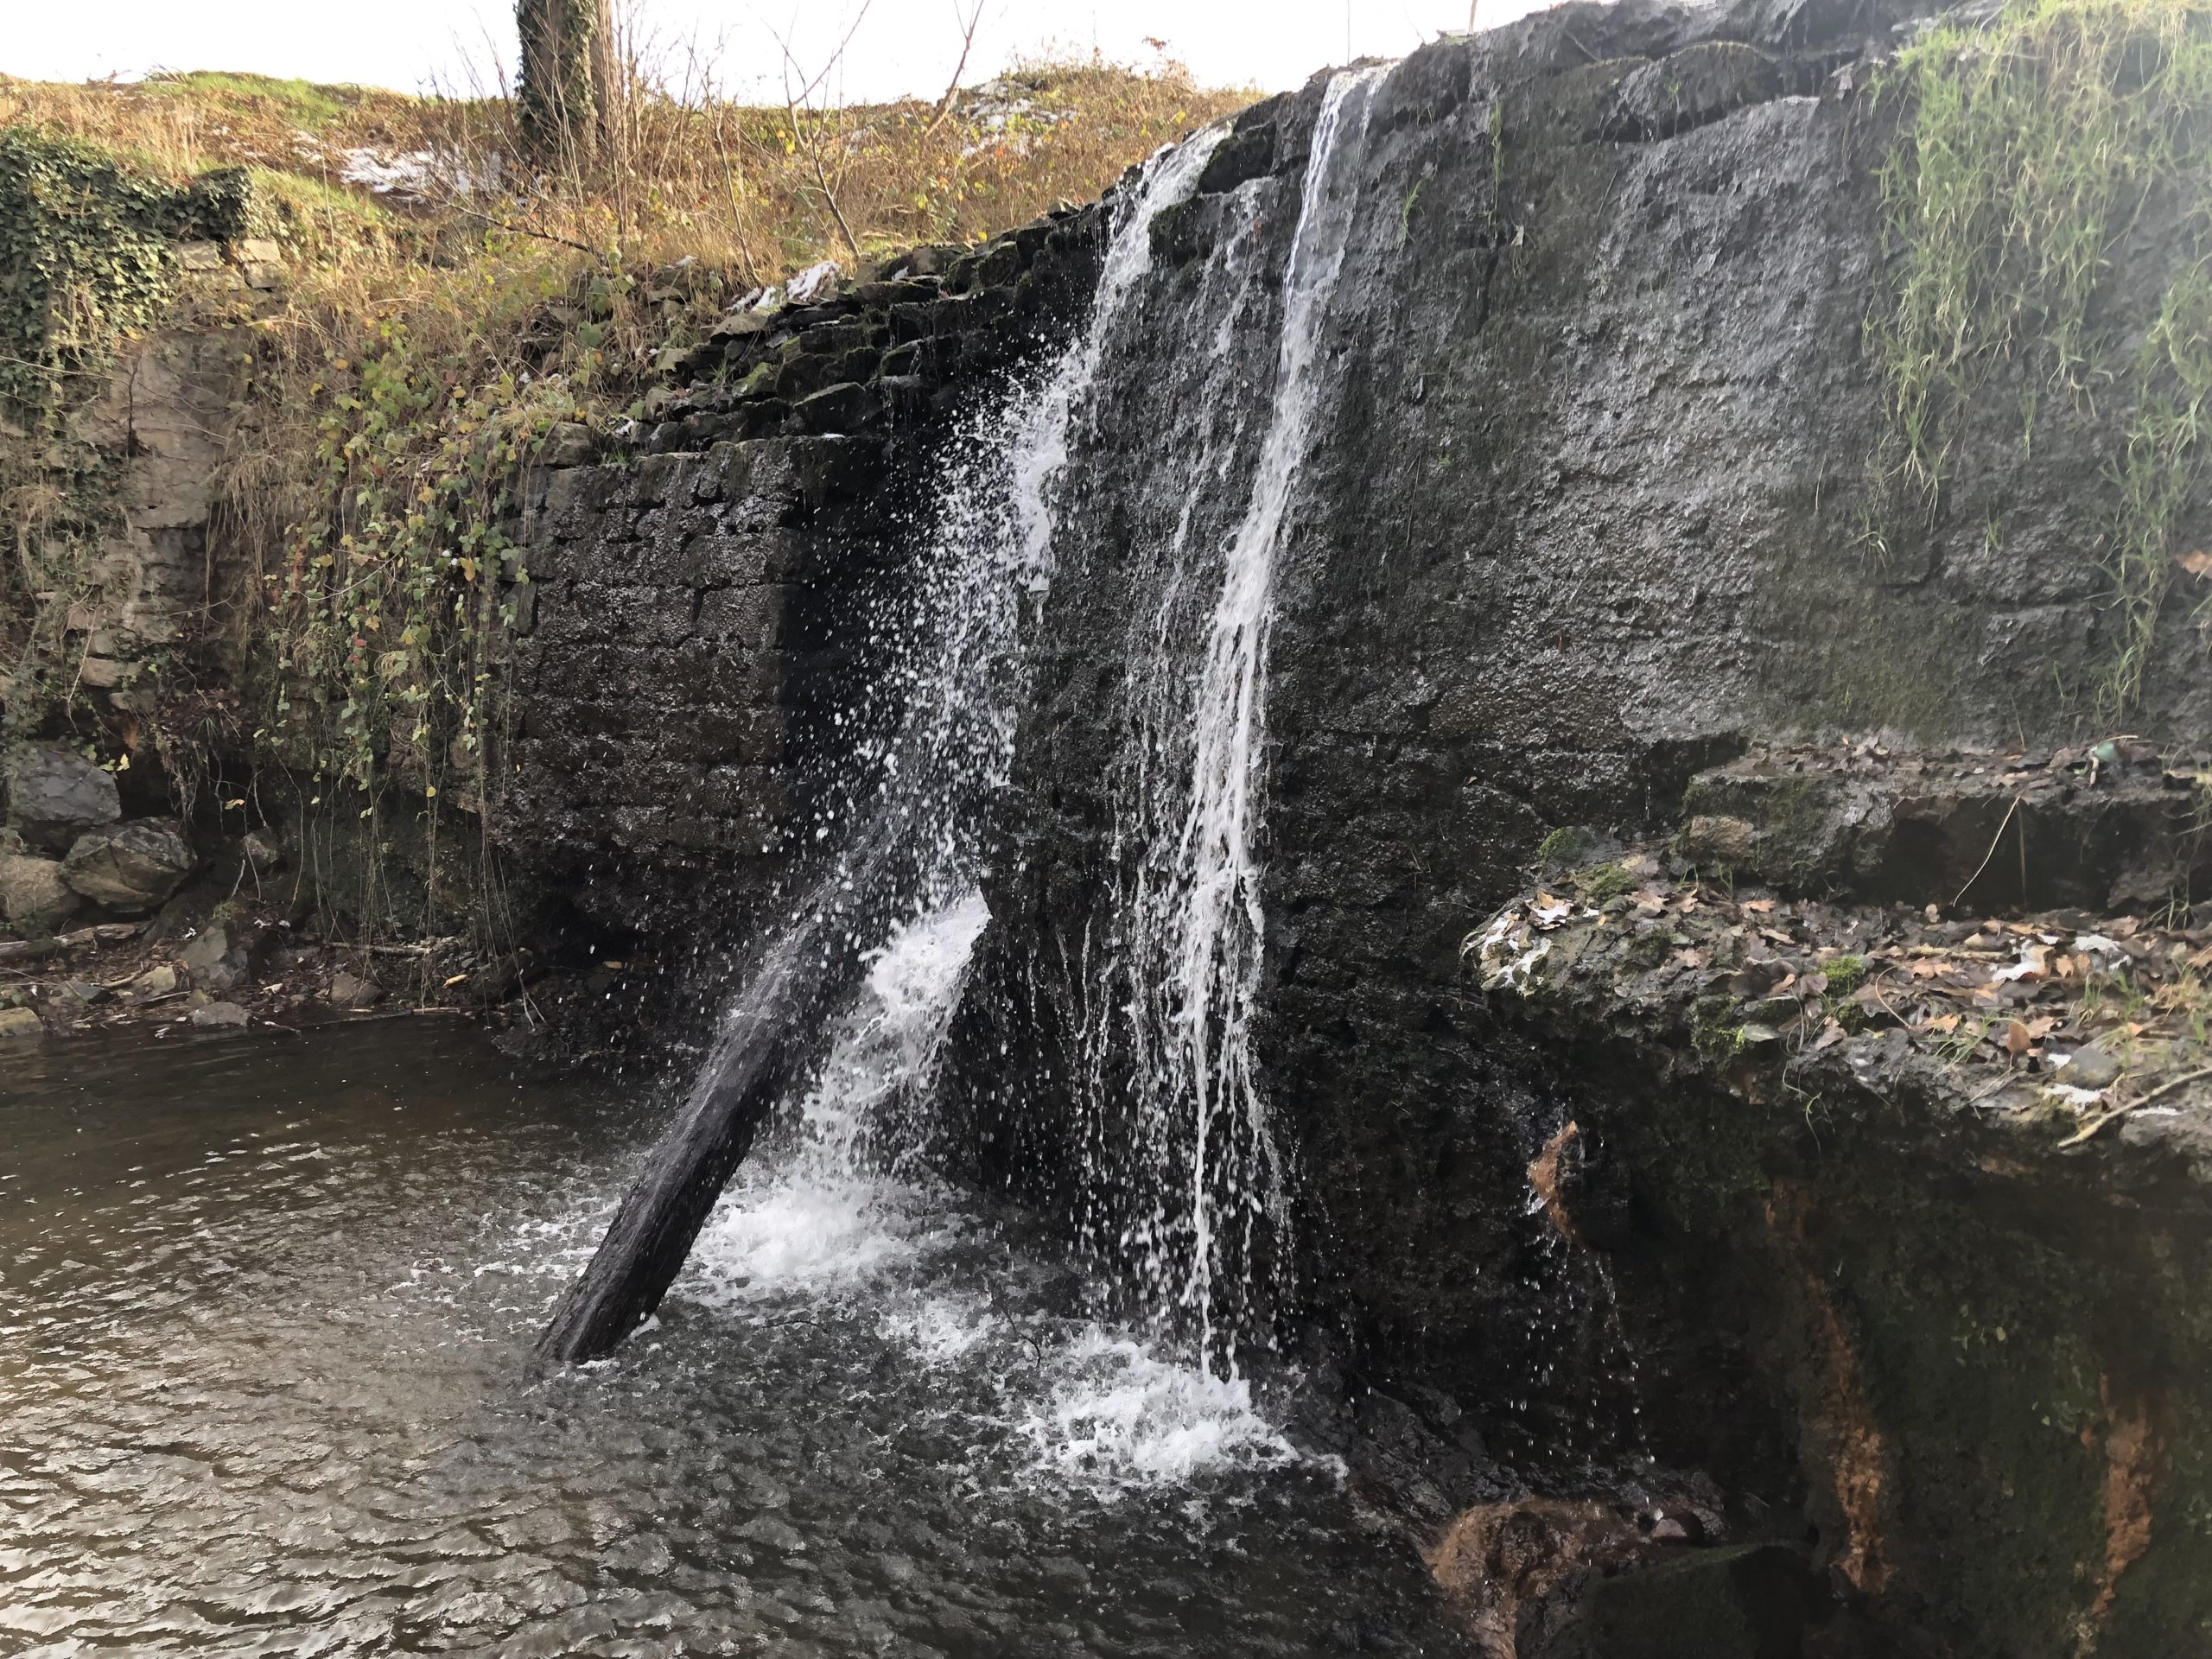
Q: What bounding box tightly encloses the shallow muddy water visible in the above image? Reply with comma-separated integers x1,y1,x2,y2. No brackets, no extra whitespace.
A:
0,1023,1467,1656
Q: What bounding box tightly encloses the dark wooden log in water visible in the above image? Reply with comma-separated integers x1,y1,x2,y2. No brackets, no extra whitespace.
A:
531,1010,799,1363
534,897,870,1364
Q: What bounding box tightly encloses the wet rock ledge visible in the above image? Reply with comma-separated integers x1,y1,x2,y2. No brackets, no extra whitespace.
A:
1462,739,2212,1656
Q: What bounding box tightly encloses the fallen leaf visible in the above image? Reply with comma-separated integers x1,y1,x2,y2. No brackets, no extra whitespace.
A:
2177,548,2212,578
1811,1018,1847,1052
1910,960,1954,979
1633,888,1668,914
1742,898,1777,914
2004,1019,2033,1056
1925,1013,1962,1033
1991,945,2052,983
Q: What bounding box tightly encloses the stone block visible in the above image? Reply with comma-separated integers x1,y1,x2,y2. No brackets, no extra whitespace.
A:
696,585,798,650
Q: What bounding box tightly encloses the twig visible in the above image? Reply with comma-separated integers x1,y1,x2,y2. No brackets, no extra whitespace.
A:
771,2,875,264
2058,1063,2212,1147
448,203,611,264
1952,791,2027,909
922,0,987,137
707,102,766,289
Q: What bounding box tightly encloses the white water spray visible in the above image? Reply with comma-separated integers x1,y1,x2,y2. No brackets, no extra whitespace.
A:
677,127,1303,1489
1083,67,1389,1369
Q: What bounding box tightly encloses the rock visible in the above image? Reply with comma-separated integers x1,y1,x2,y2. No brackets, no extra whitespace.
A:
735,1516,806,1553
181,924,243,992
328,969,385,1009
240,828,287,874
2056,1043,2123,1090
1429,1497,1643,1658
58,979,108,1007
794,380,881,435
62,820,196,912
189,1001,251,1030
130,963,180,997
0,1007,42,1040
537,422,597,467
1608,43,1788,143
1677,815,1759,867
0,854,78,931
5,747,121,853
1577,1543,1818,1659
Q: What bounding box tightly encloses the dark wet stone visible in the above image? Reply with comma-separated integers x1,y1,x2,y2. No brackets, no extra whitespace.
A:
5,746,121,853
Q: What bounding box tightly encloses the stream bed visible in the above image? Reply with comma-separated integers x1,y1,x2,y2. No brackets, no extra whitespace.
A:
0,1022,1467,1656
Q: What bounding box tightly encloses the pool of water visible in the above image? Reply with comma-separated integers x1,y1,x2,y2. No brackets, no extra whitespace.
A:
0,1021,1469,1656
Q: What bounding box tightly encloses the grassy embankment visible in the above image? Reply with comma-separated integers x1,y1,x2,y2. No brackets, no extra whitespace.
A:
0,60,1246,954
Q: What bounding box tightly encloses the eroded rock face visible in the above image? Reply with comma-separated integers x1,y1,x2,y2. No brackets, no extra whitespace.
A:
925,3,2212,1654
62,820,195,912
5,747,122,853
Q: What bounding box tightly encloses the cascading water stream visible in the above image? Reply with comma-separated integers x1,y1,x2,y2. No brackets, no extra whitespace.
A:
1080,65,1389,1371
537,125,1229,1363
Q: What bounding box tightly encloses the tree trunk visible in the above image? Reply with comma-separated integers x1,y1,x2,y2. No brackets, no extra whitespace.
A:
517,0,613,168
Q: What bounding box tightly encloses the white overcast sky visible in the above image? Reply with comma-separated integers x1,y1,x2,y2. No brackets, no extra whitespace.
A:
7,2,1553,102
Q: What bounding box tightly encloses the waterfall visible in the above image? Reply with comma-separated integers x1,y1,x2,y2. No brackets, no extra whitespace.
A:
537,127,1229,1359
1080,66,1388,1370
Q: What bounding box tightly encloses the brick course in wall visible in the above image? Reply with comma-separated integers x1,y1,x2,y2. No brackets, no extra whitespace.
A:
494,204,1106,950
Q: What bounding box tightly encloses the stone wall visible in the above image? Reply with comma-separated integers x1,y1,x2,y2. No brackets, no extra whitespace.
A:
496,205,1104,953
503,436,892,944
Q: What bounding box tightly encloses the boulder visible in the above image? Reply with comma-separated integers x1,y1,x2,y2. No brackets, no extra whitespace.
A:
0,1006,42,1040
5,747,120,853
189,1001,251,1030
0,854,78,932
63,820,196,912
328,969,384,1009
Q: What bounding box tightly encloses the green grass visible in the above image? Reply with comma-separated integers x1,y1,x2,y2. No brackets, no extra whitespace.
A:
1869,0,2212,713
141,73,368,128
